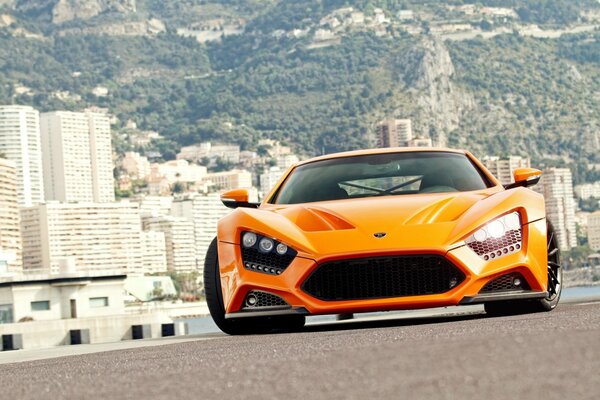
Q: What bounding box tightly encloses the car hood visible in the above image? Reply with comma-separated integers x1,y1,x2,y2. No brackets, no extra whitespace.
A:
274,193,487,229
244,191,498,257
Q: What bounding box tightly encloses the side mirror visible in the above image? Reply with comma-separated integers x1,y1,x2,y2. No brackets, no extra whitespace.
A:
504,168,542,190
221,188,260,209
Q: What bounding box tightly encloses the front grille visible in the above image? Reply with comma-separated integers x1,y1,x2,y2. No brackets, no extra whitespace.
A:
242,290,290,309
302,255,465,301
242,247,295,275
481,272,529,292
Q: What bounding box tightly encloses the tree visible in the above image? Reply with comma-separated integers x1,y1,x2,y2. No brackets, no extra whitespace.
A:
171,182,185,193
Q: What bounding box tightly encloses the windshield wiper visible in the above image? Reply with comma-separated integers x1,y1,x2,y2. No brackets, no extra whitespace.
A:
339,181,385,193
379,176,422,195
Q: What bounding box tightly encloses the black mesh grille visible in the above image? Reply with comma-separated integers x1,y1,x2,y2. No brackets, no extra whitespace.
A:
243,290,290,309
467,229,522,260
242,247,295,275
481,272,530,292
302,255,466,301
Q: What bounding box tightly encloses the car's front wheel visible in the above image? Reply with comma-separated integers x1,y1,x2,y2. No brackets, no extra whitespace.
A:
484,221,562,316
203,238,305,335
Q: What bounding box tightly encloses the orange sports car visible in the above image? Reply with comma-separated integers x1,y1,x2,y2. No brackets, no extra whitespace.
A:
204,148,562,334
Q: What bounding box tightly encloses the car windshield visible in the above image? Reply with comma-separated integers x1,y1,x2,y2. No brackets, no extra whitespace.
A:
272,151,492,204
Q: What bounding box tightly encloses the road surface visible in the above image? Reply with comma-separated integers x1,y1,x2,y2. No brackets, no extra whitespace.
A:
1,302,599,400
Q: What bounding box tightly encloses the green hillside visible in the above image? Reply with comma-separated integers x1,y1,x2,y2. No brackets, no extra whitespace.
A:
1,0,600,181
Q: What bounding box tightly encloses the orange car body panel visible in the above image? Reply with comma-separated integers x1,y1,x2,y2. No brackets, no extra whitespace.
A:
216,148,548,315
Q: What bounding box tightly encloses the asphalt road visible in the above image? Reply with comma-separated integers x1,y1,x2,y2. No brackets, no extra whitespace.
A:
1,302,599,400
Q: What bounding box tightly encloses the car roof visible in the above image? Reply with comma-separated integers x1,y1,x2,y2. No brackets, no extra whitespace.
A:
296,147,468,166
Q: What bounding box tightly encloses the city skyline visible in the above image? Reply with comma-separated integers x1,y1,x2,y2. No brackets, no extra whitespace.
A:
0,103,586,281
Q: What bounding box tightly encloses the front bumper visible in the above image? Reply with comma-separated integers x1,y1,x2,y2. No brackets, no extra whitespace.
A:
218,219,548,316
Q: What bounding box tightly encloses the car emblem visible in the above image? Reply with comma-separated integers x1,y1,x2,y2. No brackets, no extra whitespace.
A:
374,232,387,238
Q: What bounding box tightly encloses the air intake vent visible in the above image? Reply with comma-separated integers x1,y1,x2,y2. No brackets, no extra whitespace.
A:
302,255,465,301
243,290,290,310
481,272,529,293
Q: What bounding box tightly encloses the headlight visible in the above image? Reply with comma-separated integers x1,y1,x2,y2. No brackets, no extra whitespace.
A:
240,231,297,275
466,212,522,261
258,238,274,253
242,232,257,248
276,243,288,255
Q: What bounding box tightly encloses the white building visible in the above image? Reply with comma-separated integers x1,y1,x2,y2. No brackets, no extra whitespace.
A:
171,193,231,271
142,216,196,273
574,182,600,200
276,154,299,169
141,231,168,274
153,159,207,184
536,168,577,250
40,110,115,203
314,28,336,41
20,202,144,275
202,169,252,191
409,137,433,148
122,151,151,179
260,166,286,194
397,10,415,20
129,130,161,147
482,156,531,184
0,159,21,274
0,105,45,206
0,273,126,323
137,195,173,217
177,142,240,164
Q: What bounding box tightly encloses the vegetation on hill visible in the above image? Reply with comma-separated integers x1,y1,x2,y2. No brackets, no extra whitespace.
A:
1,1,600,183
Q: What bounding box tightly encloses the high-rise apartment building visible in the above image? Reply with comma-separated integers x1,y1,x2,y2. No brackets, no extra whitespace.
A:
142,216,196,273
0,105,45,206
20,202,144,275
376,119,412,148
535,168,577,250
0,159,22,274
141,230,168,274
482,156,531,184
171,193,231,271
88,112,115,203
587,211,600,251
40,110,115,203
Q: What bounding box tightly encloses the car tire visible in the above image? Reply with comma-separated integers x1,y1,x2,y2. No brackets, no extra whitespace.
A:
204,238,305,335
485,220,562,316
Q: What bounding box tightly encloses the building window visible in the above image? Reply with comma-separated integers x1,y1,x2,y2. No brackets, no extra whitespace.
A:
31,300,50,311
0,304,13,324
89,297,109,308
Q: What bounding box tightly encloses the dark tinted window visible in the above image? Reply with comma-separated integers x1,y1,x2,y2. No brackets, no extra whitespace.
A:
273,152,491,204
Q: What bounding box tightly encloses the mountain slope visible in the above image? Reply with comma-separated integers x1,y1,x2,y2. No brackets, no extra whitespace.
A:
0,1,600,182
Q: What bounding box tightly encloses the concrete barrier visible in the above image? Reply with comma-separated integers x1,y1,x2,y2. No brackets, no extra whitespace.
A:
0,313,173,350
